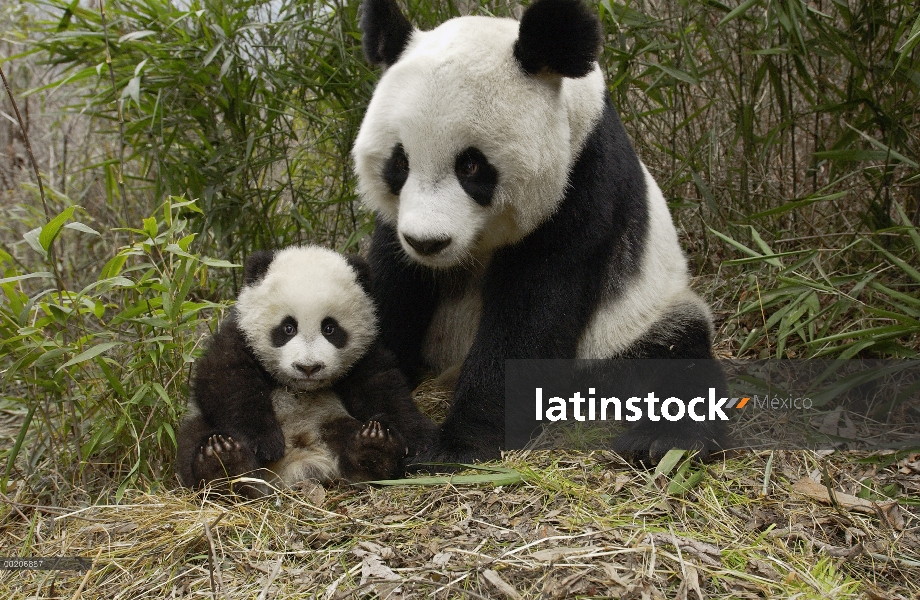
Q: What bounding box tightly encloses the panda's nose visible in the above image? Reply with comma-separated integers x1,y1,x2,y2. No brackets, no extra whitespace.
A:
403,234,451,256
295,363,324,377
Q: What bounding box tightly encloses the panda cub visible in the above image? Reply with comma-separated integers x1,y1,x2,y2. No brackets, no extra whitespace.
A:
176,246,436,496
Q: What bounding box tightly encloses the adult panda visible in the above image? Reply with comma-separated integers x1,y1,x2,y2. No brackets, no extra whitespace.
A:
353,0,725,465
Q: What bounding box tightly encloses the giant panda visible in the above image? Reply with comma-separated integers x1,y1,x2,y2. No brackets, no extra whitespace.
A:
176,246,437,496
352,0,726,465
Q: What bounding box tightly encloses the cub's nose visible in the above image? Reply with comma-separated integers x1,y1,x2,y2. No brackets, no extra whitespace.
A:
295,363,324,377
403,234,451,256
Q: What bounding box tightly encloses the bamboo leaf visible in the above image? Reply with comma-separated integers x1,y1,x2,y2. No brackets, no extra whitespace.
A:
895,13,920,71
64,222,101,236
865,239,920,284
23,228,43,256
652,449,687,480
58,342,122,372
39,206,78,252
118,30,157,43
0,272,54,285
718,0,759,26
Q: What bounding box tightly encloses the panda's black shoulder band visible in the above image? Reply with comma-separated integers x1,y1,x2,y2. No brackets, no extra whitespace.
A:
361,0,413,67
514,0,602,78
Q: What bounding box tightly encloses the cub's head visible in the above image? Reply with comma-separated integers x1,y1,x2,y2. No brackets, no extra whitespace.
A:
353,0,606,269
235,246,376,390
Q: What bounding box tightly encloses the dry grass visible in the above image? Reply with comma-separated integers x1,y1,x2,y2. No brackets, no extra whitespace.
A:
1,447,918,599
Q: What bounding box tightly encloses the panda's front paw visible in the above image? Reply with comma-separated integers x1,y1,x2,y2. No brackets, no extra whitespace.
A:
193,435,258,480
610,425,725,466
356,420,408,457
343,419,407,480
192,435,271,499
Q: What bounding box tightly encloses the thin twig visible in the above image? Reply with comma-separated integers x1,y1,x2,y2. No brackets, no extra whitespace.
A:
256,555,283,600
203,520,225,600
70,547,104,600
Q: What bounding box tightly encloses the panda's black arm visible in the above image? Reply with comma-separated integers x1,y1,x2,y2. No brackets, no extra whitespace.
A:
191,315,286,464
431,99,649,460
367,221,439,379
333,342,438,456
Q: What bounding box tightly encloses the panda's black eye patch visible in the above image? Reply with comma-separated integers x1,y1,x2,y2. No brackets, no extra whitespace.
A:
454,147,497,207
382,144,410,196
271,316,298,347
321,317,348,349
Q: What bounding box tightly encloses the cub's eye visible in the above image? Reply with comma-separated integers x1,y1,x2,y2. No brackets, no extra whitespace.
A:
271,316,299,347
321,317,348,348
456,155,479,178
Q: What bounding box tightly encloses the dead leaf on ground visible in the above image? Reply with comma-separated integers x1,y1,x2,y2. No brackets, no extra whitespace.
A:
481,569,523,600
791,478,904,530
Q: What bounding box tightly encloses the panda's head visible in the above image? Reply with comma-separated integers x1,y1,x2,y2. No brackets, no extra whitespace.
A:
353,0,606,269
235,247,377,390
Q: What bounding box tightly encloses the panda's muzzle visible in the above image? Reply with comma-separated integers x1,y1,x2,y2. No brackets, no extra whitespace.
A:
403,234,452,256
294,363,324,377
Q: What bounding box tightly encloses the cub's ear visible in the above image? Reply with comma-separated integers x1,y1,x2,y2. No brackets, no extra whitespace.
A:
514,0,602,78
345,254,373,295
360,0,413,67
244,251,275,286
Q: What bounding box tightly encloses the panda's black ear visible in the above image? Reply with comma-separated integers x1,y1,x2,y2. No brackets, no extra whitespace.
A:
360,0,413,67
244,251,275,286
514,0,602,78
344,254,374,295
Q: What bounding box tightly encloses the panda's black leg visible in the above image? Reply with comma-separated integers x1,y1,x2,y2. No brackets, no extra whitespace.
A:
405,424,500,473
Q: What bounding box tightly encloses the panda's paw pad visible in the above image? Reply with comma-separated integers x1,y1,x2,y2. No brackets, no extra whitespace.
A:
347,421,408,480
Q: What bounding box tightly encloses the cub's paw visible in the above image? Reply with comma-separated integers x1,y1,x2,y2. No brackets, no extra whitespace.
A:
192,435,269,498
356,420,408,456
344,420,408,481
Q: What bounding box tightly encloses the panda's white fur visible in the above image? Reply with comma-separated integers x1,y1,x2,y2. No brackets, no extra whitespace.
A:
353,16,607,268
236,246,378,390
265,389,350,485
